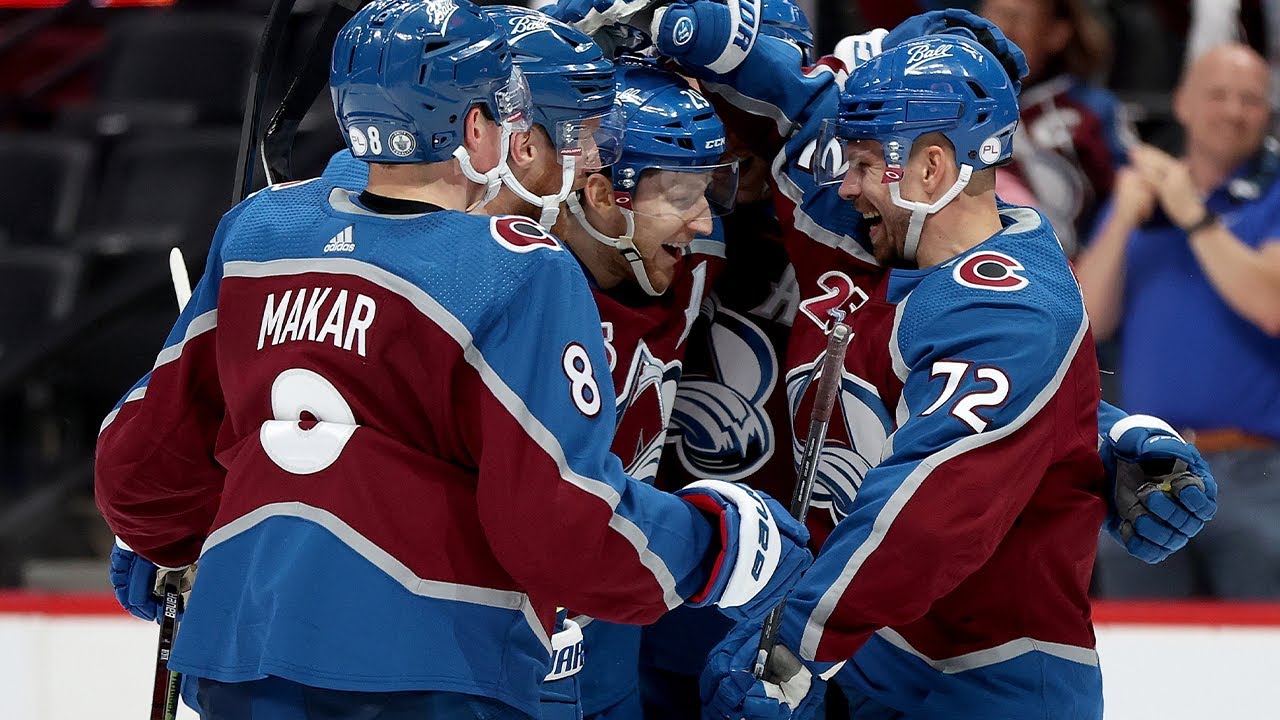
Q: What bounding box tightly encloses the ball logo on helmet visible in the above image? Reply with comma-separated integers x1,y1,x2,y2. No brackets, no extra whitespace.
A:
673,16,695,46
904,42,953,75
978,136,1002,165
348,126,369,157
507,13,551,42
389,130,417,158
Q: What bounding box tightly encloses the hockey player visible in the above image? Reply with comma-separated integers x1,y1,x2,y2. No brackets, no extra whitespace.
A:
94,2,811,718
544,59,738,720
693,34,1109,719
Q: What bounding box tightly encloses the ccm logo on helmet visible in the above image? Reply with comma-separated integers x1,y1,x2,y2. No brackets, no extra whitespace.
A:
490,216,562,253
953,251,1028,291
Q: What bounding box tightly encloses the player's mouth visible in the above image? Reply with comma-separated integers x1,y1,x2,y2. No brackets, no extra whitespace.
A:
661,241,690,259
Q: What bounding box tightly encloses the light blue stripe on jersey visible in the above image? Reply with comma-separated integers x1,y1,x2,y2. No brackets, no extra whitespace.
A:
833,632,1102,720
171,515,550,717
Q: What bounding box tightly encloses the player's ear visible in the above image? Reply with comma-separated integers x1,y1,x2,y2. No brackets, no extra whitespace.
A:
506,128,538,172
919,142,949,194
582,172,615,211
462,106,499,169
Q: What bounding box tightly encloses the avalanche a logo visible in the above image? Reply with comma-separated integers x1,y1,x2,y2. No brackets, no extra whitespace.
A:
671,300,777,481
785,354,893,523
614,340,683,484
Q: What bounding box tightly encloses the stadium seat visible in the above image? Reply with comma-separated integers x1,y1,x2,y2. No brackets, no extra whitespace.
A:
79,128,242,257
0,247,81,361
0,133,93,247
97,13,265,125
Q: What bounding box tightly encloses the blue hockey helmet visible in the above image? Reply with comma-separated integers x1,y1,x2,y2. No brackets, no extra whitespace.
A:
823,34,1019,176
610,59,737,218
760,0,814,64
568,58,738,296
330,0,533,165
483,6,621,167
814,34,1019,261
479,6,625,227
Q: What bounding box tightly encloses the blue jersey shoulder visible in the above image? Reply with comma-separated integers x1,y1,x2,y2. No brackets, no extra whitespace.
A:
893,205,1085,368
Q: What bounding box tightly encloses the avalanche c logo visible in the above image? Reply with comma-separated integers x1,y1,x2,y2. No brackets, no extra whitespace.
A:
953,251,1029,291
673,16,695,46
491,216,562,253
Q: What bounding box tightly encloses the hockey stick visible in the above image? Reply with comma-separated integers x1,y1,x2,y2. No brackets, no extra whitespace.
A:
260,0,370,186
145,251,193,720
233,0,299,204
752,315,853,679
149,571,183,720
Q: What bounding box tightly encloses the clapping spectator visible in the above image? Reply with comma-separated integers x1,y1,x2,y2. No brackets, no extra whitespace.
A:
1077,44,1280,599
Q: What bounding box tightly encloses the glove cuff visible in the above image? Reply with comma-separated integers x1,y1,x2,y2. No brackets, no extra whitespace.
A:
677,479,783,609
1108,414,1182,443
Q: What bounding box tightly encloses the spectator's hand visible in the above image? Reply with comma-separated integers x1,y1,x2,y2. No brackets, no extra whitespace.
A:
1129,144,1206,230
1110,166,1158,228
1101,415,1218,564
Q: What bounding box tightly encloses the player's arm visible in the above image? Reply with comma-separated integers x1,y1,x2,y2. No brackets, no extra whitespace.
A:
777,292,1091,664
95,206,244,569
467,248,809,625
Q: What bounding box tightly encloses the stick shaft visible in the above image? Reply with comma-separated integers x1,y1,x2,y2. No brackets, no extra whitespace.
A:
753,321,852,678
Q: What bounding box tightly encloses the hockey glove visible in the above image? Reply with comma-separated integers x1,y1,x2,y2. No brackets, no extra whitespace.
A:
701,617,823,720
831,28,888,70
1101,415,1218,564
883,9,1029,95
676,480,811,622
652,0,763,75
547,0,661,36
110,538,161,622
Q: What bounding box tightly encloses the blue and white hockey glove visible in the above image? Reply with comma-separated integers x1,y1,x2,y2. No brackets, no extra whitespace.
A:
882,9,1029,95
676,480,811,622
1101,415,1218,564
700,617,824,720
651,0,763,74
109,538,161,622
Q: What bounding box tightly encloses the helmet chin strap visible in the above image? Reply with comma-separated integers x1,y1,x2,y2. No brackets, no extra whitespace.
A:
454,125,516,211
887,164,973,263
499,153,577,228
565,193,661,297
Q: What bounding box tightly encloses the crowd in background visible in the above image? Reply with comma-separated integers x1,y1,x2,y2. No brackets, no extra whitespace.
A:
0,0,1275,600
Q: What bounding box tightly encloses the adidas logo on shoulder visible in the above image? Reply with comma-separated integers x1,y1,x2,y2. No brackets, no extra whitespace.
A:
324,226,356,253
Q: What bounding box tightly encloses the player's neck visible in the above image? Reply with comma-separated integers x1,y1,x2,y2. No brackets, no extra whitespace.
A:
365,163,479,211
914,194,1003,268
557,223,628,289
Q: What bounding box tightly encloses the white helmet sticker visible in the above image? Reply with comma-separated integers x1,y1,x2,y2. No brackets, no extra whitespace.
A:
348,126,369,157
978,136,1002,165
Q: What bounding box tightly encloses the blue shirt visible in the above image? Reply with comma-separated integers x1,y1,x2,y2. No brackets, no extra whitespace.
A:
1117,167,1280,440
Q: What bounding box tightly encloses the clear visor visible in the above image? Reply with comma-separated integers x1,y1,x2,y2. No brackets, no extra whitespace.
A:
552,106,626,172
812,119,855,187
629,161,740,220
495,66,534,133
